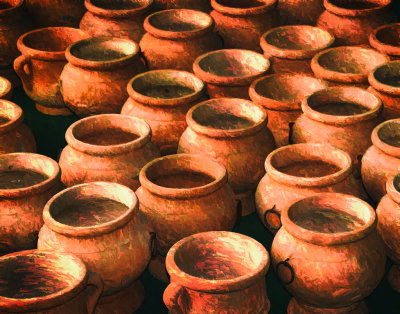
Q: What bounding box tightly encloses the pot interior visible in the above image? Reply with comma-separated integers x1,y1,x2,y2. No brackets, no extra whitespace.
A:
91,0,149,10
373,61,400,87
148,10,211,32
0,0,20,10
214,0,267,8
328,0,388,9
375,24,400,47
0,101,20,126
377,120,400,147
394,173,400,193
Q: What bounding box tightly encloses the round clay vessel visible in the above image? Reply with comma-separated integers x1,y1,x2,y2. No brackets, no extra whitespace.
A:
260,25,335,75
121,69,206,156
80,0,154,42
0,76,12,99
317,0,396,46
272,193,385,314
193,49,270,99
60,36,146,117
153,0,212,11
136,154,238,282
370,23,400,59
14,27,88,116
59,114,160,190
0,100,36,154
210,0,277,52
249,74,329,147
277,0,324,25
164,231,270,313
256,143,367,234
0,153,61,254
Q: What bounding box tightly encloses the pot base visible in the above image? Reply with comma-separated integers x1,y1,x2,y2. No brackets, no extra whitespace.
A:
388,264,400,293
149,254,169,283
288,298,368,314
35,103,73,116
235,190,255,216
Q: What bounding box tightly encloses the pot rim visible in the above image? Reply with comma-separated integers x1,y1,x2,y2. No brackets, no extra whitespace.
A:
84,0,154,18
0,100,23,133
0,76,12,99
369,23,400,57
386,173,400,204
211,0,277,16
371,119,400,158
0,0,23,15
368,61,400,96
323,0,392,17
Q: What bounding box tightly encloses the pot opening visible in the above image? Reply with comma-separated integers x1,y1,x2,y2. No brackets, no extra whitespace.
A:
375,24,400,47
148,10,211,32
0,101,19,127
329,0,386,10
91,0,148,10
0,169,48,189
394,173,400,193
377,120,400,147
0,0,20,10
373,62,400,87
215,0,266,8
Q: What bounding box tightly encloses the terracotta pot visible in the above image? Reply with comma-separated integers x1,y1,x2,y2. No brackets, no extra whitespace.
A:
317,0,396,46
0,153,61,254
370,23,400,59
272,193,385,313
136,154,238,282
14,27,88,116
256,143,367,234
193,49,270,99
60,36,146,117
249,74,328,147
164,231,270,313
153,0,212,11
0,75,12,99
59,114,160,190
121,70,206,156
210,0,277,52
277,0,324,25
80,0,154,43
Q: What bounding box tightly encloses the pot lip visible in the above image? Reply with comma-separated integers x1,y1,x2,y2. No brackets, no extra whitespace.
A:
0,99,23,133
211,0,277,16
368,61,400,96
0,0,23,14
371,119,400,158
84,0,154,18
0,76,12,99
323,0,392,17
165,231,269,292
386,173,400,204
369,23,400,57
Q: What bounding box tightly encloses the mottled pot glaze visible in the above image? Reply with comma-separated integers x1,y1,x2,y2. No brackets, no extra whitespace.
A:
272,193,386,314
0,76,12,99
277,0,324,25
370,23,400,59
153,0,212,11
164,231,270,313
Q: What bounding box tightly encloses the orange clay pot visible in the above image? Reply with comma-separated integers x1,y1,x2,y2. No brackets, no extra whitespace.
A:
0,100,36,154
14,27,87,116
272,193,386,314
153,0,212,11
260,25,334,75
59,114,159,191
256,143,367,234
121,70,206,156
193,49,270,99
277,0,324,25
249,74,328,147
0,76,12,99
60,37,146,117
136,154,238,282
164,231,270,313
0,153,61,254
370,23,400,59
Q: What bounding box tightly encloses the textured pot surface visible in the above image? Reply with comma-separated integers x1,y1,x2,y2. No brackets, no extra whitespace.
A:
153,0,212,11
0,75,12,99
370,23,400,59
277,0,324,25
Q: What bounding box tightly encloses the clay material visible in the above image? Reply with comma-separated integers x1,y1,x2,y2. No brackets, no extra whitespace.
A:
153,0,212,11
277,0,324,25
370,23,400,59
0,76,12,99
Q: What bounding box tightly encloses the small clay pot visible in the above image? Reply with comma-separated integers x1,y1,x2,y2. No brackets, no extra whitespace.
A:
370,23,400,59
0,76,12,99
277,0,324,25
153,0,212,11
136,154,238,282
121,70,206,155
60,36,146,117
272,193,386,313
193,49,270,99
59,114,160,190
164,231,270,313
80,0,154,42
260,25,335,75
210,0,277,52
249,74,328,147
14,27,88,116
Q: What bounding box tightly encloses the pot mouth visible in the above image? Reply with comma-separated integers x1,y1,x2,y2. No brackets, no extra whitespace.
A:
0,76,11,99
370,23,400,56
211,0,276,16
43,182,138,237
323,0,391,17
386,173,400,204
282,193,376,246
166,231,269,292
0,0,23,13
85,0,153,17
0,100,23,133
369,61,400,96
372,119,400,158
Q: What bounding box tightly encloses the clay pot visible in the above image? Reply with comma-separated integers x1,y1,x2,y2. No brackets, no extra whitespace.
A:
256,143,367,234
59,114,160,190
121,70,206,156
136,154,238,282
277,0,324,25
14,27,88,116
272,193,386,313
164,231,270,313
249,74,328,147
80,0,154,43
370,23,400,59
38,182,153,313
193,49,270,99
317,0,396,46
153,0,212,11
60,36,146,117
210,0,277,52
0,153,61,254
178,98,276,216
0,75,12,99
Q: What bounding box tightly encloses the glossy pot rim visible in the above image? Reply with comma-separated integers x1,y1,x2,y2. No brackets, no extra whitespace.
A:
0,76,12,99
368,61,400,96
84,0,154,18
371,119,400,158
211,0,277,16
0,100,23,133
323,0,392,17
0,0,24,15
386,173,400,204
369,23,400,57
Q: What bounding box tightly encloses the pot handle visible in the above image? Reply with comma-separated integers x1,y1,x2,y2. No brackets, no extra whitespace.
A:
276,258,295,285
14,55,32,84
236,200,242,225
163,282,186,314
85,271,104,314
150,232,157,259
263,205,282,231
288,122,295,145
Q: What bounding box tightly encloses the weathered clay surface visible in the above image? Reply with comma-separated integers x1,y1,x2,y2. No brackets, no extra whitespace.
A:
370,23,400,59
0,76,12,99
153,0,212,11
277,0,324,25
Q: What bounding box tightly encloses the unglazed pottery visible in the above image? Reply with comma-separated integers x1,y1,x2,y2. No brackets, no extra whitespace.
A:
272,193,386,314
14,27,87,116
164,231,270,313
121,70,206,155
249,74,328,147
370,23,400,59
153,0,212,11
59,114,160,190
0,76,12,99
193,49,270,99
136,154,238,282
277,0,324,25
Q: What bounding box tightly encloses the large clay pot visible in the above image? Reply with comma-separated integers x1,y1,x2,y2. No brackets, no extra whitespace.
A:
210,0,277,52
370,23,400,59
256,143,367,234
178,98,276,216
14,27,88,116
164,231,270,313
136,154,238,282
153,0,212,11
193,49,270,99
249,74,328,147
60,36,146,117
0,153,61,254
59,114,160,190
38,182,153,313
272,193,386,313
0,75,12,99
121,69,206,156
277,0,324,25
260,25,334,74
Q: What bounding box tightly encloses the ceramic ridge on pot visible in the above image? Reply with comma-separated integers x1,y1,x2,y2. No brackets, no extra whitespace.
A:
323,0,392,17
0,76,12,99
211,0,276,16
370,23,400,58
84,0,154,18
